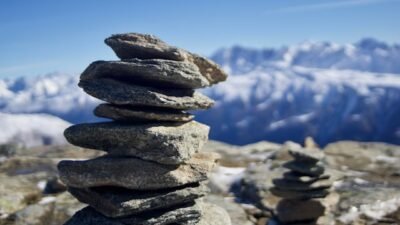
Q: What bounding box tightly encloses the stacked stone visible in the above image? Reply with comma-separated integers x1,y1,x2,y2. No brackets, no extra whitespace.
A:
270,148,332,225
58,33,231,225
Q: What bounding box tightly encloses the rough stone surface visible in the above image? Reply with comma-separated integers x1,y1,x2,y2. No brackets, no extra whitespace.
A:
94,104,194,122
68,183,208,218
64,201,202,225
105,33,227,85
283,161,325,176
273,178,332,191
283,171,330,183
276,199,325,223
197,203,232,225
270,187,329,200
64,121,209,165
80,59,210,89
289,147,324,163
79,78,214,110
58,153,219,190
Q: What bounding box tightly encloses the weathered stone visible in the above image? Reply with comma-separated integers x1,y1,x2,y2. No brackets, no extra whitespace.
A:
94,104,194,122
276,199,325,223
273,178,332,191
80,59,210,89
68,183,208,218
283,161,325,177
283,171,330,183
58,153,219,190
289,147,324,163
197,203,232,225
64,201,202,225
79,78,214,110
105,33,227,85
270,187,329,200
64,121,209,165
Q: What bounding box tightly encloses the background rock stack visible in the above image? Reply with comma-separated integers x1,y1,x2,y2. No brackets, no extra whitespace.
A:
270,147,332,225
57,33,231,225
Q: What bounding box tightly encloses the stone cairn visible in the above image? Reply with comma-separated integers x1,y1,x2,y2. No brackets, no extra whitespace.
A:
58,33,231,225
270,147,332,225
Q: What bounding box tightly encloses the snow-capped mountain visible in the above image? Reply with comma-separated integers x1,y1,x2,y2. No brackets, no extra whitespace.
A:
0,112,71,147
0,38,399,146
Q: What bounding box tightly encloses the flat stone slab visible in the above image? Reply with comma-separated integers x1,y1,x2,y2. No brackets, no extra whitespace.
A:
283,171,330,183
289,147,324,163
283,161,325,177
80,59,210,89
276,199,325,223
105,33,227,85
64,200,202,225
64,121,209,165
270,187,329,200
68,182,208,218
58,153,219,190
94,104,194,122
79,78,214,110
272,178,332,191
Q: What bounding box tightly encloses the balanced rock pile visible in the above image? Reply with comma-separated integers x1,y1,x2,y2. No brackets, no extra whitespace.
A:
270,148,332,225
57,33,231,225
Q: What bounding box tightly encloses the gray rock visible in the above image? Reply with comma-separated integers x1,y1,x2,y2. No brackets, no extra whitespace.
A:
273,178,332,191
79,78,214,110
289,147,324,163
68,183,208,218
276,199,325,223
205,195,252,225
105,33,228,85
64,121,209,165
270,187,329,200
80,59,210,89
283,161,324,177
64,201,202,225
283,172,330,183
197,203,232,225
58,153,219,190
94,104,194,122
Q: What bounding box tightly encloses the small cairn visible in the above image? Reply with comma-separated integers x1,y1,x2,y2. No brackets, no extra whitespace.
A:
270,147,332,225
58,33,231,225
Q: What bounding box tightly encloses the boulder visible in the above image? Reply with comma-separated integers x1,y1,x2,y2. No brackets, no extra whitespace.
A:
64,121,209,165
79,78,214,110
58,153,219,190
80,59,210,89
94,104,194,122
68,183,208,218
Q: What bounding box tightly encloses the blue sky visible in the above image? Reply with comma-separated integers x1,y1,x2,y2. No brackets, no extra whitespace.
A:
0,0,399,78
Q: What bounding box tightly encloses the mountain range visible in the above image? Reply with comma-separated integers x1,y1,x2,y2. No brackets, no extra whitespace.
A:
1,38,399,146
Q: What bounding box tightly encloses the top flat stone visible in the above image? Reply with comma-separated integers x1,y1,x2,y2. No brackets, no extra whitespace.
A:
105,33,227,85
80,59,210,89
289,147,324,163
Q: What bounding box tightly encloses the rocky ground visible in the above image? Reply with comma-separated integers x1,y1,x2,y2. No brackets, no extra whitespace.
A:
0,140,400,225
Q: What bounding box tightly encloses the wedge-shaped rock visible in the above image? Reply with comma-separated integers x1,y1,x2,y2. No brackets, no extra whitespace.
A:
270,187,329,200
64,121,209,165
272,178,332,191
79,78,214,110
94,104,194,122
105,33,227,84
58,153,219,190
68,183,208,218
64,200,202,225
283,161,325,177
80,59,210,89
